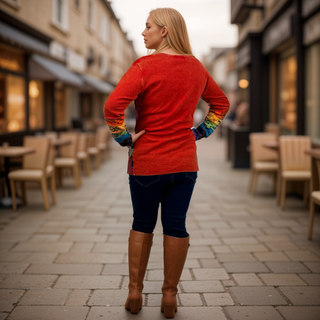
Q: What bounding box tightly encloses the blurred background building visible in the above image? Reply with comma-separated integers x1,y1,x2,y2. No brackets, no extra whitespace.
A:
0,0,137,145
204,0,320,168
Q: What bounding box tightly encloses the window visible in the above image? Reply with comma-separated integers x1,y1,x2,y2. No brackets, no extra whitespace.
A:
99,14,110,45
87,0,94,31
55,85,67,128
29,80,44,130
52,0,69,32
0,44,25,73
0,73,26,133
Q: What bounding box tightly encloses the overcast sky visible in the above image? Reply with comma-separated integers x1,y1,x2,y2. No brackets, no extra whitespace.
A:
110,0,238,60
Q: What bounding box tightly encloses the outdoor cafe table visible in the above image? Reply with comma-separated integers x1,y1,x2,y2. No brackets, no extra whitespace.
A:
0,147,35,208
305,148,320,194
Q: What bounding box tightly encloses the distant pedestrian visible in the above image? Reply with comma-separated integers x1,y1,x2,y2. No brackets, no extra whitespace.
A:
104,7,229,318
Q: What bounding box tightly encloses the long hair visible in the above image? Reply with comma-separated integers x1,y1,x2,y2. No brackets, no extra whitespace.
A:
149,8,194,56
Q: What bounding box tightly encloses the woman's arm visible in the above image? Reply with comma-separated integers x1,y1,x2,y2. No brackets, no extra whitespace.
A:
192,71,230,141
104,62,144,147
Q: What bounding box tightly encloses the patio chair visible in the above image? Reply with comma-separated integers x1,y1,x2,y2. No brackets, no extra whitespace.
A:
8,136,55,211
249,133,278,195
77,134,91,176
87,133,101,170
96,126,109,161
54,132,81,188
308,158,320,240
279,136,311,210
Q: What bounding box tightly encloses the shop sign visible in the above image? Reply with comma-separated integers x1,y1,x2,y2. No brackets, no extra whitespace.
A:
263,6,294,54
49,41,66,62
304,11,320,46
236,41,250,69
303,0,320,18
67,49,85,73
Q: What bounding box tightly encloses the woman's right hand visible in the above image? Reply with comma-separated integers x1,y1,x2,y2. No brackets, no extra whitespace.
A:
132,130,146,143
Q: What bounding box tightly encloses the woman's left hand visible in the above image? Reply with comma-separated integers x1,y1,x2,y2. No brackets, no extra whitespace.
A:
132,130,146,143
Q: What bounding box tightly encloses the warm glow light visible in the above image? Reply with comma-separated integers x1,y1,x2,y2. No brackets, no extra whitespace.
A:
7,120,20,132
7,94,25,105
0,58,20,71
238,79,249,89
29,81,40,98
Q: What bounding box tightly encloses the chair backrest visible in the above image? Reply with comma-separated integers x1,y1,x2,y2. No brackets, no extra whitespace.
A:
96,127,109,144
249,132,278,163
265,123,281,138
78,134,90,152
59,132,79,158
87,133,96,148
279,136,312,171
45,131,58,139
23,136,49,170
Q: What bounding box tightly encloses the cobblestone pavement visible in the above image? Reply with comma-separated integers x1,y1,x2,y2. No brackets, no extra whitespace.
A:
0,135,319,320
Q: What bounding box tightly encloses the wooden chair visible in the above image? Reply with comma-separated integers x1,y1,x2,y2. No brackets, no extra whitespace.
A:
87,133,101,170
279,136,312,210
54,132,81,188
308,158,320,240
77,134,91,176
8,137,56,211
96,126,109,161
45,131,58,139
249,133,278,195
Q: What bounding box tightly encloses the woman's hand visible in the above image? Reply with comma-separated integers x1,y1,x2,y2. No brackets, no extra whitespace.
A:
132,130,146,143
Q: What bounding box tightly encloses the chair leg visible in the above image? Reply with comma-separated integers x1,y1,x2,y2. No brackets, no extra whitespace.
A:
58,168,63,187
277,169,282,205
10,179,17,211
95,153,101,170
21,181,27,205
272,172,277,195
251,171,259,196
303,181,309,207
308,201,315,240
77,161,82,186
280,178,287,210
50,174,57,205
40,178,50,211
85,157,91,176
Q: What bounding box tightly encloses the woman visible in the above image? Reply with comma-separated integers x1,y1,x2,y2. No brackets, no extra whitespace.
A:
104,8,229,318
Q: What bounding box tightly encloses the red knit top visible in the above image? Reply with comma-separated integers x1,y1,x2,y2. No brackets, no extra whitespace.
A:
104,53,229,176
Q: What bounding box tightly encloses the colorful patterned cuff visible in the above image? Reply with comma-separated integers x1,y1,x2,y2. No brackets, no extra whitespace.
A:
113,129,133,147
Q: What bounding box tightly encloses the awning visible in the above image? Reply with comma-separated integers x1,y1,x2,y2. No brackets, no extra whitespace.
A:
0,22,49,55
29,54,83,87
82,74,115,94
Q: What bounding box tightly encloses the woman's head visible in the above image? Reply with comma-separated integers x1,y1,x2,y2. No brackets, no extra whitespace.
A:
142,8,193,56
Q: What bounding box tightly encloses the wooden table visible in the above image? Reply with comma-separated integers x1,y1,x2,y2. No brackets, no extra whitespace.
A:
262,141,279,151
0,147,35,207
305,148,320,193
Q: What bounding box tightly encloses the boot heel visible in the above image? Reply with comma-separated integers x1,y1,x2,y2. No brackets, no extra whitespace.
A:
129,299,141,314
163,305,176,318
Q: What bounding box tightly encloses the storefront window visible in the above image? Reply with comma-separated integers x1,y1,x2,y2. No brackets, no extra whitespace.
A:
29,80,44,130
278,54,297,134
305,41,320,144
55,85,67,127
0,73,26,133
0,44,25,73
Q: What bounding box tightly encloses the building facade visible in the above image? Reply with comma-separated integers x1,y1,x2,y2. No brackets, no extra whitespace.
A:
0,0,137,144
230,0,320,143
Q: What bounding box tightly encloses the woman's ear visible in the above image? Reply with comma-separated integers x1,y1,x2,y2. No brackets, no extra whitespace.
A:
161,26,168,38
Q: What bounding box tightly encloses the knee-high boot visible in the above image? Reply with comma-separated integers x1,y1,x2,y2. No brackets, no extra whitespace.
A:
125,230,153,314
161,234,190,318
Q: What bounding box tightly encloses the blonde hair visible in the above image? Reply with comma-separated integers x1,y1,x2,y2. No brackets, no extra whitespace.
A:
149,8,194,56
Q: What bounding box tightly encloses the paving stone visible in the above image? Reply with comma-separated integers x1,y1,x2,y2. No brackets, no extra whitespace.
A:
256,235,290,243
92,243,128,253
222,280,236,287
285,251,320,261
211,246,232,253
222,237,259,245
0,313,8,320
139,281,162,293
229,287,287,305
216,253,256,262
66,228,98,234
87,290,130,306
9,306,89,320
230,245,269,253
54,276,121,289
258,274,306,286
28,234,62,242
70,243,94,253
279,287,320,305
303,262,320,272
179,294,203,306
233,273,263,286
146,293,162,306
189,238,222,245
0,262,29,274
203,293,234,306
65,289,91,306
223,262,269,273
180,281,224,293
299,274,320,286
12,242,73,253
224,306,284,320
266,262,310,273
25,263,103,275
147,269,191,281
193,268,229,280
199,259,221,268
187,251,215,259
86,306,228,320
55,253,124,264
0,289,25,311
277,306,320,320
0,275,57,289
254,252,290,262
19,289,70,305
266,242,300,251
102,264,129,276
59,234,107,242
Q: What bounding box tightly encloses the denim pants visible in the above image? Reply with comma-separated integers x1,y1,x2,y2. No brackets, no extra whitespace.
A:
129,172,197,238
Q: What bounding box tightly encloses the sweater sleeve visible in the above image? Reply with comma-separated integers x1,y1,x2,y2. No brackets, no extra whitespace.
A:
104,62,144,147
192,70,230,141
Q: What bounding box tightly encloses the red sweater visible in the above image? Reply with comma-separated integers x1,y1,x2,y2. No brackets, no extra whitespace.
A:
104,53,229,176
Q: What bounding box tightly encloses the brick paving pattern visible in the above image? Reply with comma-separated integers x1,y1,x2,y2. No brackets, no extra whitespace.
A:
0,136,319,319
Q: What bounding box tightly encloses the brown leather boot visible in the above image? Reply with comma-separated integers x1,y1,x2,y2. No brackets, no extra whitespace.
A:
161,234,190,318
125,230,153,314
